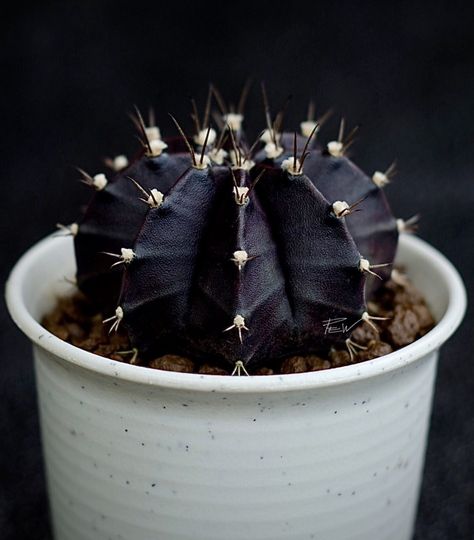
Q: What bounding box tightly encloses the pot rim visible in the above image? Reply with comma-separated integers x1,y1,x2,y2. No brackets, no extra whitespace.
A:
5,234,466,393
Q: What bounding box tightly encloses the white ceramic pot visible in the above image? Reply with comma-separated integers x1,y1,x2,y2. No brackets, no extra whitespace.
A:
6,234,466,540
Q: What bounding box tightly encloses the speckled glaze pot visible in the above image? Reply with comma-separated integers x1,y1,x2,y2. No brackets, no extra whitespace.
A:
6,234,466,540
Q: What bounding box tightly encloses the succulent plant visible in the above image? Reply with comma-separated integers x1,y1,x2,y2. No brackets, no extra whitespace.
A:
61,85,410,373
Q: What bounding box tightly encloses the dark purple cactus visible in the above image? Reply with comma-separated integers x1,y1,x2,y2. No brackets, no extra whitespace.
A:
74,118,191,308
68,90,402,372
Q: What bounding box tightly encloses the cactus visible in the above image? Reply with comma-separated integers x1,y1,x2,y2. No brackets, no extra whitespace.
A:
65,86,403,372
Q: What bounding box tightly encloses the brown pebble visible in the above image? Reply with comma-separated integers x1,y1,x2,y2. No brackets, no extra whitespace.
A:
52,325,69,341
89,314,107,340
384,305,420,347
329,349,352,368
357,340,393,361
279,355,331,374
94,344,119,356
367,300,390,318
41,272,435,375
66,322,86,340
254,367,274,376
395,282,424,306
351,323,380,345
75,336,103,351
378,278,424,309
149,355,195,373
108,353,127,362
42,311,63,328
280,356,308,374
198,364,228,375
57,295,90,323
306,355,331,371
108,330,131,350
412,304,435,332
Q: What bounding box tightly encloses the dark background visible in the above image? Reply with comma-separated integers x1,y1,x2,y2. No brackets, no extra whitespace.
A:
1,1,473,538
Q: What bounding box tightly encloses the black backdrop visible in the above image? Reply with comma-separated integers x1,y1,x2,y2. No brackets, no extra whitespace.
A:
1,2,473,539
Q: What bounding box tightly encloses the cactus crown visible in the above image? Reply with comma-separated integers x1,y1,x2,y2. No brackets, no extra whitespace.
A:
66,83,400,372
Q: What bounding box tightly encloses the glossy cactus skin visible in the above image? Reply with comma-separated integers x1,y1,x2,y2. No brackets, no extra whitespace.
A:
254,132,398,291
75,144,190,307
71,96,399,369
305,152,398,288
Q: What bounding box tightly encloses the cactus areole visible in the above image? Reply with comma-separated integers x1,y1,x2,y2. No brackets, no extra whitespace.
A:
70,89,399,371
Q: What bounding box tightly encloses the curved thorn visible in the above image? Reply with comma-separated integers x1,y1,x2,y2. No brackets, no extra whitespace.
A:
273,94,292,137
338,117,345,143
126,175,149,198
317,108,333,127
260,81,276,145
227,123,241,166
237,78,252,115
293,132,297,165
148,106,156,128
307,99,316,121
210,83,228,115
133,105,152,154
246,129,266,160
200,124,212,165
247,169,265,197
168,113,196,166
345,338,367,360
203,85,213,129
298,122,319,172
190,97,201,134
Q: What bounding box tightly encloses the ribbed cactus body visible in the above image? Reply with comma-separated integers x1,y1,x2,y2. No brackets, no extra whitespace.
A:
254,132,398,290
302,152,398,287
75,149,190,305
72,95,399,369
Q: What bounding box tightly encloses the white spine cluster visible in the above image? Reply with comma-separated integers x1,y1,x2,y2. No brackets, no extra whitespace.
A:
332,200,350,218
145,126,161,141
231,250,250,270
231,360,250,376
358,257,390,279
224,113,244,131
56,222,79,236
372,170,390,187
264,142,283,159
147,188,164,208
193,128,217,147
119,248,135,263
327,141,344,157
111,155,129,171
148,139,168,157
103,306,124,333
397,218,408,233
224,314,249,343
281,156,302,175
92,173,108,190
193,153,211,170
229,149,255,171
260,129,275,143
359,258,371,272
361,311,389,332
208,148,228,165
233,186,250,205
105,247,136,268
300,120,318,138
